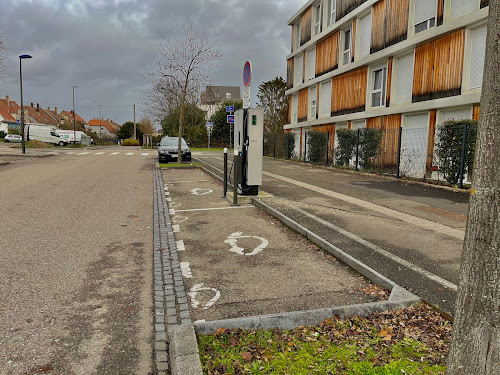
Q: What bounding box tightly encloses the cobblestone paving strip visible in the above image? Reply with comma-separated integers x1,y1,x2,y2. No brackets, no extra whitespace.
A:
153,162,192,374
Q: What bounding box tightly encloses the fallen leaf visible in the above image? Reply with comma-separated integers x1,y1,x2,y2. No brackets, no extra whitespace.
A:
241,351,252,362
229,337,239,347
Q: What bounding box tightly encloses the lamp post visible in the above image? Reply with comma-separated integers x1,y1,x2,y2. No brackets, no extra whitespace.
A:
99,104,102,143
72,86,78,147
19,54,32,154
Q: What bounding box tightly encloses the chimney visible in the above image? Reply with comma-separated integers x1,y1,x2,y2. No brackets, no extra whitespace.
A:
36,103,39,112
48,107,51,111
31,102,33,107
5,95,9,107
54,107,58,116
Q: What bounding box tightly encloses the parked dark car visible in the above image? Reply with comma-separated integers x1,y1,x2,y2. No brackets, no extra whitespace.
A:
158,137,191,163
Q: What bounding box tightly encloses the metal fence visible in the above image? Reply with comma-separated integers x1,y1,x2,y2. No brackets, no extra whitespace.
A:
264,125,476,187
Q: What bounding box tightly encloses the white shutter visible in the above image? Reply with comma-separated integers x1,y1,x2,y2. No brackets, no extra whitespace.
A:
294,54,304,85
395,52,414,104
470,25,487,89
320,81,331,117
306,48,316,81
292,94,298,123
451,0,478,19
351,120,365,131
414,0,437,25
358,12,372,58
403,113,429,177
441,107,472,122
309,86,317,119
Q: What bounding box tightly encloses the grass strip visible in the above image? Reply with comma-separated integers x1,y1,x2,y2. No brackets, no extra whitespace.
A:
198,304,451,374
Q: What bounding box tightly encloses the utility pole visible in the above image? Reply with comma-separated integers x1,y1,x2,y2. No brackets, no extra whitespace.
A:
72,86,78,148
133,104,136,140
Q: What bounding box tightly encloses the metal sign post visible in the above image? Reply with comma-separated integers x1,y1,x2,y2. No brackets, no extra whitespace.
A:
206,121,213,149
226,106,234,151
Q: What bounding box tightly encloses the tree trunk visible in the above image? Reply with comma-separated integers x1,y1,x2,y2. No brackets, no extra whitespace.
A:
177,82,188,165
446,1,500,374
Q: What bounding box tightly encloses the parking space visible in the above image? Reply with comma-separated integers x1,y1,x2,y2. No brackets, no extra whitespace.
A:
162,168,385,322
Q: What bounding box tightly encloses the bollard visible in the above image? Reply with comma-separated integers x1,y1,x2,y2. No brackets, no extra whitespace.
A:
222,148,228,198
232,149,239,206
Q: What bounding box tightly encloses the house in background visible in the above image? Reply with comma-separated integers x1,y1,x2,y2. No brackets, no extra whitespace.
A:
199,86,242,120
285,0,488,178
86,118,117,138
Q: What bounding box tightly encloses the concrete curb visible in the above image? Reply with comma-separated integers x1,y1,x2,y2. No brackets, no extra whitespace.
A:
194,297,419,335
169,324,203,375
0,160,9,166
0,152,56,158
252,198,398,291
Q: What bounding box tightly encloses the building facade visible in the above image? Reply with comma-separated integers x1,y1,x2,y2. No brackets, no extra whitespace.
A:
198,86,242,120
285,0,488,177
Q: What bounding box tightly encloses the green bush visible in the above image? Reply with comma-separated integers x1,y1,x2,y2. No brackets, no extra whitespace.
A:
435,119,478,185
335,129,357,166
123,138,140,146
359,128,383,168
306,131,328,163
0,131,6,139
284,133,295,159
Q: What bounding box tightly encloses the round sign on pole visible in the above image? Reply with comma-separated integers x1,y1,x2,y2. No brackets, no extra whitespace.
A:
243,61,252,88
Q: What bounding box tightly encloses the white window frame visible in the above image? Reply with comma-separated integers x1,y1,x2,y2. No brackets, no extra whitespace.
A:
292,94,299,123
314,2,322,35
294,53,304,86
356,9,372,60
392,51,415,105
328,0,336,26
305,47,316,81
319,80,332,118
412,0,438,35
342,26,352,66
370,62,388,108
309,85,317,120
463,23,487,92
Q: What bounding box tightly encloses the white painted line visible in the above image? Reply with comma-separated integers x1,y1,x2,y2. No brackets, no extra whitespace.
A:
165,191,170,196
176,205,253,213
180,262,192,278
188,283,221,310
142,153,149,156
169,209,176,215
111,152,120,155
66,152,74,154
293,205,458,291
164,187,169,191
95,152,105,155
172,225,180,233
194,319,206,323
263,171,465,241
190,188,213,195
166,198,172,202
224,232,269,256
163,180,210,184
126,152,134,156
176,240,185,251
172,216,188,223
170,202,182,208
77,152,90,155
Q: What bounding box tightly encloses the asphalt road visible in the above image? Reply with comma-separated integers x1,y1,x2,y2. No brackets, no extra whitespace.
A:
195,152,469,315
0,146,154,375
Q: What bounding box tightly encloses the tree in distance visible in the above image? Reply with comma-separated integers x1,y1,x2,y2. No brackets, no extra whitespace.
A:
143,25,220,163
118,121,144,142
209,100,243,146
161,103,207,147
257,76,289,135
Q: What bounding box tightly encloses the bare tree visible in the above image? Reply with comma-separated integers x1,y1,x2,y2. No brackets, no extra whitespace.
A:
139,116,155,135
446,1,500,374
143,25,220,163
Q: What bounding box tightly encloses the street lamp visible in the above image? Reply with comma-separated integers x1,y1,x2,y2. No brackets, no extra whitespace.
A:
19,54,32,155
72,86,78,148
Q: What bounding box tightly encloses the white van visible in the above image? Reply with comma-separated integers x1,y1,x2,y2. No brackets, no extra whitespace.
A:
55,130,87,144
26,125,68,146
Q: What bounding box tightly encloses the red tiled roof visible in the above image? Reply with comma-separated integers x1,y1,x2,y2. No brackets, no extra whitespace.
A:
0,98,16,122
60,110,87,124
87,118,116,133
24,105,58,126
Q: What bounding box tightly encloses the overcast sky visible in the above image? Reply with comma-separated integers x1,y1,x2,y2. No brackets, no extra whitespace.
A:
0,0,303,126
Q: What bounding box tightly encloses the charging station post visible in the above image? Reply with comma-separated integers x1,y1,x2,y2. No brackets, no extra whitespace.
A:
222,147,228,198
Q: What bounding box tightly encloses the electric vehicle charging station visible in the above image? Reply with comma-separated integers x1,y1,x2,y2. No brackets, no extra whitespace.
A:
233,108,263,196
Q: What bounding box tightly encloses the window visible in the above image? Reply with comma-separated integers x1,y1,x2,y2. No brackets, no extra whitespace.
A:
306,48,316,81
414,0,437,34
395,52,414,104
309,86,317,119
294,54,304,85
328,0,336,26
358,11,372,58
451,0,478,19
292,94,298,123
320,80,332,118
314,3,322,35
371,66,387,107
226,92,231,99
293,22,301,51
343,27,352,65
470,25,487,89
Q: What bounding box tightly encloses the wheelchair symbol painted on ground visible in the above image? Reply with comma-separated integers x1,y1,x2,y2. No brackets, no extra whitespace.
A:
224,232,269,256
190,188,213,196
188,283,221,310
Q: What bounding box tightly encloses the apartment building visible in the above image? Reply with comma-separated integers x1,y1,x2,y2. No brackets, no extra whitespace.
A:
285,0,489,177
